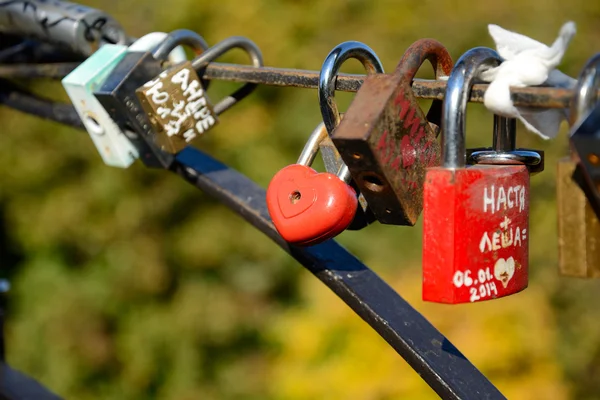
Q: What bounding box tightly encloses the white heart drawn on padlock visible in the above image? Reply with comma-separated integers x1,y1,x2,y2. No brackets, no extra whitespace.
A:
494,257,516,288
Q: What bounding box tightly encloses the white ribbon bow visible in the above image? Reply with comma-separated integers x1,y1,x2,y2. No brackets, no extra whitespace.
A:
479,22,577,139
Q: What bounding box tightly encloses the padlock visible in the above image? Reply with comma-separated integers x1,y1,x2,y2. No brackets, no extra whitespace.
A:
62,44,139,168
422,47,542,304
135,36,263,154
318,41,385,230
61,32,189,168
266,122,358,246
93,29,209,168
558,53,600,277
331,39,453,225
569,53,600,218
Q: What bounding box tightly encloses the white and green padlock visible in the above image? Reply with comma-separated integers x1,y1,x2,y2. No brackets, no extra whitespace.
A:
61,33,187,168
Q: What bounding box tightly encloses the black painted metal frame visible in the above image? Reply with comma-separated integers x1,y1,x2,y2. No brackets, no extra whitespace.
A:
0,87,506,398
0,27,511,397
173,148,506,399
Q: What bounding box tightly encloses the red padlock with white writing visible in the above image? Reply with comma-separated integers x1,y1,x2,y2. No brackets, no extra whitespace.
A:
422,47,543,304
267,122,358,246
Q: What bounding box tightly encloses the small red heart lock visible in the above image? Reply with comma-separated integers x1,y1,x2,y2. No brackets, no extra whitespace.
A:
266,164,358,246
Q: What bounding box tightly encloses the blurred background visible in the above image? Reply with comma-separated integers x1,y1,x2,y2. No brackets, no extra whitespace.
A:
1,0,600,399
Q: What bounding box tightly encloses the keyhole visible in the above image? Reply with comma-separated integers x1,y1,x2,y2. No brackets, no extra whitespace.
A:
123,123,138,140
289,190,302,204
361,173,385,193
85,113,105,136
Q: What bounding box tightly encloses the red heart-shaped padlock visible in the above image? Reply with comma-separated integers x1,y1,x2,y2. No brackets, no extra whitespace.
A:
266,164,358,246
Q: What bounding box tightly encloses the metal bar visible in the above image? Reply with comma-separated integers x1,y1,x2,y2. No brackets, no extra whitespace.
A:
0,61,587,110
0,363,63,400
201,63,579,109
0,79,84,128
172,147,506,400
0,63,78,79
0,86,507,398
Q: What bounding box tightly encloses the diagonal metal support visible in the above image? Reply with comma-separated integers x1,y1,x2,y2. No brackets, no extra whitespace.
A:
0,363,63,400
0,77,507,400
173,147,506,400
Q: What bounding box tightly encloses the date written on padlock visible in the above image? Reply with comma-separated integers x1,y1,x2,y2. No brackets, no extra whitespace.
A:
423,167,530,303
451,267,499,303
136,61,218,153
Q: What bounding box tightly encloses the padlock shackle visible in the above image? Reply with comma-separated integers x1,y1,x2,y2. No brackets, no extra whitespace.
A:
151,29,209,61
297,121,352,181
395,39,453,81
152,29,209,60
442,47,502,169
570,52,600,126
493,115,516,152
297,122,329,166
395,39,454,138
318,41,384,136
189,36,264,115
129,32,190,65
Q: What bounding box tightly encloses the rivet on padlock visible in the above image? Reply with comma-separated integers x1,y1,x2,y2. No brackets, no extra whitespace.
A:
318,41,385,230
558,53,600,277
94,29,210,168
266,122,358,246
331,39,453,225
61,32,188,168
136,36,264,154
422,47,542,304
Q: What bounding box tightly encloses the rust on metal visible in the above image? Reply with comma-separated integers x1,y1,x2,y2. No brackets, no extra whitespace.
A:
331,39,453,225
395,39,454,81
0,62,587,110
199,63,583,109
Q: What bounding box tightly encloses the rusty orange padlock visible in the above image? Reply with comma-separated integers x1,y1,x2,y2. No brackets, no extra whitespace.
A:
266,122,358,246
422,47,542,304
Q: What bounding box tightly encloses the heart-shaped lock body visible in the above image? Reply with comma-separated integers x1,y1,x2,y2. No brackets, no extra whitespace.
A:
266,164,358,246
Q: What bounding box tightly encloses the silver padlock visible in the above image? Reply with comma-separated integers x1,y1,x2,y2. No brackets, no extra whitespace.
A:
318,41,385,230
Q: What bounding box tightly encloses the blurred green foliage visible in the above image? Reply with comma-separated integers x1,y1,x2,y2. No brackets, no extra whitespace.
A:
1,0,600,398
